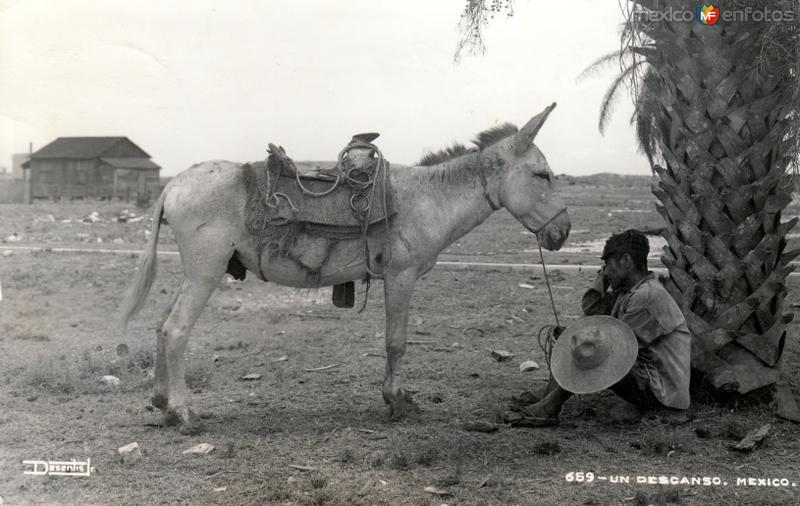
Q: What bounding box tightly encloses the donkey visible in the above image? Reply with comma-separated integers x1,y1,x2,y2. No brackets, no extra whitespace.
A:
118,103,570,434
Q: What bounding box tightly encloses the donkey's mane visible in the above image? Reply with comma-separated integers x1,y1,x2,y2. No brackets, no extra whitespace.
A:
417,122,518,167
418,143,470,167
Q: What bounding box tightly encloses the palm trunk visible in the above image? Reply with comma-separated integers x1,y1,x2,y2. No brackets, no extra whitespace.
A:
640,6,797,397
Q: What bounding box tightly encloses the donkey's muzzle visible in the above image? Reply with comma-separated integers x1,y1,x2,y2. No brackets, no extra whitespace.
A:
537,210,571,251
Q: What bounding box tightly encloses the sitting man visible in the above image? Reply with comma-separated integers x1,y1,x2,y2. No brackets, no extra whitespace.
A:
514,229,691,426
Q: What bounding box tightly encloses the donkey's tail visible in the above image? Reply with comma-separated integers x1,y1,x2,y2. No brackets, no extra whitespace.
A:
117,189,168,333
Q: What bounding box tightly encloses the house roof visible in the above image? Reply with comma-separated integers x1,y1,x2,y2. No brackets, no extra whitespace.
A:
100,157,161,170
28,137,151,159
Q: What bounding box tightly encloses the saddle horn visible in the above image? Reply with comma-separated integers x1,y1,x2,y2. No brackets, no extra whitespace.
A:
351,132,380,144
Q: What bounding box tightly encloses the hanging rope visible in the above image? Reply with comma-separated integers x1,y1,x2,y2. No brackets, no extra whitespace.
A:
355,144,392,313
528,232,589,412
537,324,559,372
535,234,560,328
262,139,391,312
534,232,562,369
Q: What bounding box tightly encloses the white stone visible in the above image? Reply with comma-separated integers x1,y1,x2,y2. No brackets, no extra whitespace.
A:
183,443,215,454
519,360,540,372
490,350,514,362
423,486,450,496
101,375,121,386
118,442,142,463
118,442,140,454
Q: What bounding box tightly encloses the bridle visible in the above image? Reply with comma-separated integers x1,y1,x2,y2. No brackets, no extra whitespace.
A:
481,168,567,328
476,154,568,230
476,159,502,211
477,161,567,234
530,206,568,235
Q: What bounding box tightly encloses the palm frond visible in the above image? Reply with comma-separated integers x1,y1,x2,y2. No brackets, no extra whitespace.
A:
577,48,639,82
598,60,645,134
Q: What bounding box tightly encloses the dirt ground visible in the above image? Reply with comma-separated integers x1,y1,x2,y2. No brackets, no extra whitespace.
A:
1,175,799,505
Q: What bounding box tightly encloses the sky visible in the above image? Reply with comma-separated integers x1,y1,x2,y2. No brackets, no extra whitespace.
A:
0,0,644,177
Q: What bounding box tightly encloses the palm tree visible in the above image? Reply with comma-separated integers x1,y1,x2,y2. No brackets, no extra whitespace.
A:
459,1,800,412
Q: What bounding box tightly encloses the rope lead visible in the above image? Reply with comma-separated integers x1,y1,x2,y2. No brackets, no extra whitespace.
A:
535,233,560,328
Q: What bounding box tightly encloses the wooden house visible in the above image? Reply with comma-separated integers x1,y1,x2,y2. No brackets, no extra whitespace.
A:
22,137,161,200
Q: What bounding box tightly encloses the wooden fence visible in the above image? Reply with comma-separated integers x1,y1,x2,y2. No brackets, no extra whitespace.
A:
0,179,27,204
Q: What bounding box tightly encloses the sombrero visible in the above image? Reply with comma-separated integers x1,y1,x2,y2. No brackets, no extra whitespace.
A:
550,315,638,394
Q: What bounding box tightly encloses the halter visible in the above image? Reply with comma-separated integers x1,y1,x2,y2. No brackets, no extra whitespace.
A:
478,156,565,329
476,156,567,229
529,207,568,235
476,160,502,211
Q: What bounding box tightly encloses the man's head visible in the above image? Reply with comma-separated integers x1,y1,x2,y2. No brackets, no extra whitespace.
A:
601,229,649,289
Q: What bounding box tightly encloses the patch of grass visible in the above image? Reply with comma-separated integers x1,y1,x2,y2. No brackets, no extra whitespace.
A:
436,473,461,487
718,419,748,440
126,349,154,372
23,357,77,395
259,478,292,502
267,312,286,325
365,451,384,469
3,318,50,342
221,442,236,459
79,350,103,375
413,446,438,466
302,489,332,506
185,362,212,390
388,450,410,470
631,435,678,456
9,271,33,284
532,440,562,455
337,447,355,464
444,438,467,478
20,345,158,396
309,473,329,489
634,488,682,505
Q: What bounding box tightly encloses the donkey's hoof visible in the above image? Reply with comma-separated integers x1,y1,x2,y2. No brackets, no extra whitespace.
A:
164,407,204,434
163,410,181,427
386,390,422,421
179,415,205,435
151,393,168,411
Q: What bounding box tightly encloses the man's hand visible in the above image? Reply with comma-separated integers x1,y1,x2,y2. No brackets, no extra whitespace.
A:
600,265,610,292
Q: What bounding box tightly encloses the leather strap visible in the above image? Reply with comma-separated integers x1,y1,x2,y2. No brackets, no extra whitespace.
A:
477,159,501,211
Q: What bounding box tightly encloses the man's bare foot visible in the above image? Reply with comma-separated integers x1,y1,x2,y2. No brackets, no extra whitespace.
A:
610,399,642,424
511,390,540,407
505,403,560,427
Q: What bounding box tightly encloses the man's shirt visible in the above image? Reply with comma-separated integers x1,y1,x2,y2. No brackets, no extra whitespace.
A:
582,272,691,410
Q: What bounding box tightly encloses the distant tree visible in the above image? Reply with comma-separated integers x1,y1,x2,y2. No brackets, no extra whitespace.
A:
460,1,800,409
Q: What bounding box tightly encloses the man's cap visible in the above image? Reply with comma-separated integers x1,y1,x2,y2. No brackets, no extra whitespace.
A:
602,229,649,261
551,315,638,394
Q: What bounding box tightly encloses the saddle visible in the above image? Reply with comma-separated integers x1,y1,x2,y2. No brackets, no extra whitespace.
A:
242,133,393,308
248,133,391,228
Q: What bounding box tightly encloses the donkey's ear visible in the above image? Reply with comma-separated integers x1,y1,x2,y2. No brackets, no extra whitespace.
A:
514,102,557,155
